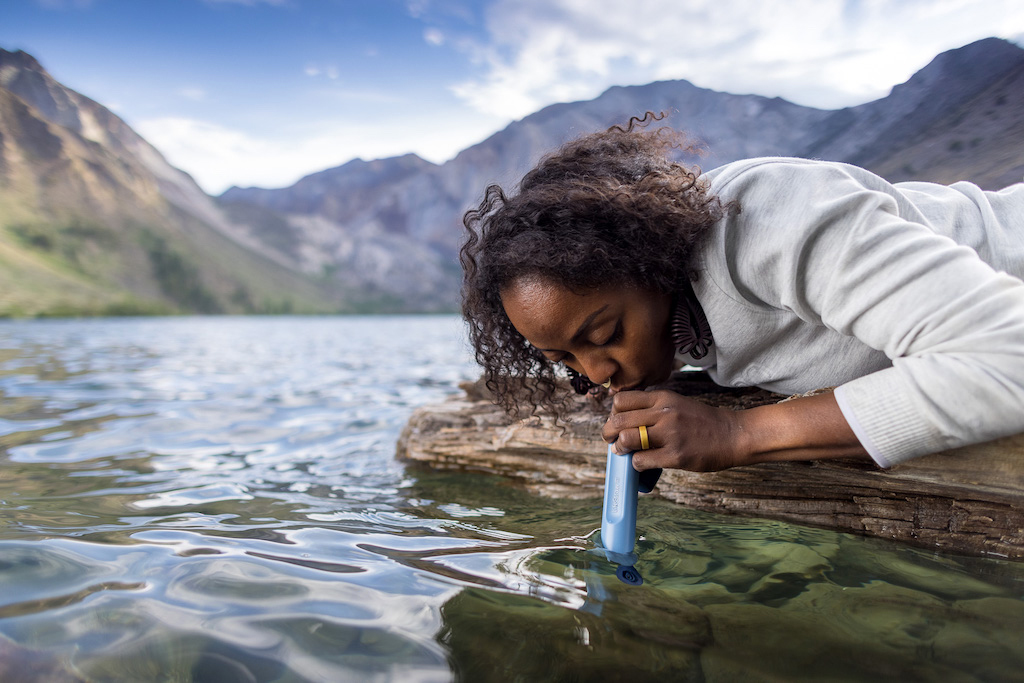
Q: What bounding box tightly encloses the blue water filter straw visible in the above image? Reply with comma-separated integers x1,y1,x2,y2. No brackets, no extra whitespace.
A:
600,443,661,585
601,443,640,555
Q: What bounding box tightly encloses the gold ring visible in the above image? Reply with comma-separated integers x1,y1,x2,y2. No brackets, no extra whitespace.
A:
638,425,650,450
602,379,611,389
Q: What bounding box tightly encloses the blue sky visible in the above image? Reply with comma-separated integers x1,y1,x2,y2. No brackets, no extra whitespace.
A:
3,0,1023,194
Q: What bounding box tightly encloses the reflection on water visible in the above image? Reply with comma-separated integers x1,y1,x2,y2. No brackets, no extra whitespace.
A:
0,316,1022,682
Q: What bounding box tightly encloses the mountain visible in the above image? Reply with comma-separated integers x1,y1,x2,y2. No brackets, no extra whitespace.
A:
217,153,459,311
3,38,1023,316
855,40,1024,188
806,36,1024,186
221,79,836,268
222,38,1024,306
0,49,387,316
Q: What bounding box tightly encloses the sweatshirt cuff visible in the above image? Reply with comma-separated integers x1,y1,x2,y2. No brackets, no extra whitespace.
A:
833,370,948,467
833,385,889,467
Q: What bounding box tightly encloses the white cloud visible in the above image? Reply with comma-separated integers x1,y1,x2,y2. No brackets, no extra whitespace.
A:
424,27,445,46
406,0,429,19
134,114,504,195
451,0,1024,118
304,63,339,80
121,0,1024,194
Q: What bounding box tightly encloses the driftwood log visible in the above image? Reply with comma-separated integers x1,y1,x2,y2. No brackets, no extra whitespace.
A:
397,372,1024,559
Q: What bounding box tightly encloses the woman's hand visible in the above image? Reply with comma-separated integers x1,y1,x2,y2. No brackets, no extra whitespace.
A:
603,389,869,472
602,390,747,471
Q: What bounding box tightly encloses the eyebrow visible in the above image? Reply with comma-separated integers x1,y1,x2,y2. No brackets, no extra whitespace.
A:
570,304,609,344
536,305,606,352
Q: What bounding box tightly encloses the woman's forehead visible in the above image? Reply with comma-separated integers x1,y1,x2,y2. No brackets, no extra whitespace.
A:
500,276,593,317
501,277,577,323
501,277,616,347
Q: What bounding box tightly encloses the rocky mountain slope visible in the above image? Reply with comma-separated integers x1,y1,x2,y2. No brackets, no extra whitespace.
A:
217,153,458,311
2,38,1022,316
0,49,380,316
807,36,1024,187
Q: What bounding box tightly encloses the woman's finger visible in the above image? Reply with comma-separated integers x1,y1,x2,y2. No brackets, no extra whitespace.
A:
611,441,672,471
630,446,664,471
602,406,664,443
609,390,658,414
611,423,658,455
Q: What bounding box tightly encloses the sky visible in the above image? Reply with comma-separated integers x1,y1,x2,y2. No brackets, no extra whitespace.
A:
3,0,1024,195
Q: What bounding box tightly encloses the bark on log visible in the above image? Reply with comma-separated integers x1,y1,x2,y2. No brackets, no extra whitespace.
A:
396,372,1024,559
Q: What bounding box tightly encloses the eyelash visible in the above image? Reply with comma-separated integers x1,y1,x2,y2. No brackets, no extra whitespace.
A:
599,323,623,347
549,322,621,364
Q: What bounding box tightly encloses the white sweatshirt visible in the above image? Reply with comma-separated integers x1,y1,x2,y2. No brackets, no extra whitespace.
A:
690,157,1024,467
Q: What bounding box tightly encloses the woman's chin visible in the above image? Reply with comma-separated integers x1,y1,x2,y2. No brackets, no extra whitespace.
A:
616,361,674,393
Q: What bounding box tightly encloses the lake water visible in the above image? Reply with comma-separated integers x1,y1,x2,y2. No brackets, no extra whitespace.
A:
1,316,1022,682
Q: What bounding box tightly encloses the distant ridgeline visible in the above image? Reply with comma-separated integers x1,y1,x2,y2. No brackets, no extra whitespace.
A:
1,39,1023,317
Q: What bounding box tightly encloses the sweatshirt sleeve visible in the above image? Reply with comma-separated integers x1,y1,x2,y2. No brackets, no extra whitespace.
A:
712,160,1024,466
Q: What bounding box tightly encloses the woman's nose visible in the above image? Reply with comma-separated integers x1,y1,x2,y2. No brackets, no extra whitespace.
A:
579,353,616,386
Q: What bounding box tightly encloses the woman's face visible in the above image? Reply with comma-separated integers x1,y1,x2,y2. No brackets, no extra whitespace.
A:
501,276,676,393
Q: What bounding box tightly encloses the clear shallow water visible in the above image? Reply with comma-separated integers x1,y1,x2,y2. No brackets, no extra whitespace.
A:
0,316,1022,682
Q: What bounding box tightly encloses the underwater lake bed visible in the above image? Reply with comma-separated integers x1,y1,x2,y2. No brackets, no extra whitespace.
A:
1,316,1022,682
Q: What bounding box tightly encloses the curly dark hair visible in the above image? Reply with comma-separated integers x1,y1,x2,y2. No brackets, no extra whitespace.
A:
460,113,728,417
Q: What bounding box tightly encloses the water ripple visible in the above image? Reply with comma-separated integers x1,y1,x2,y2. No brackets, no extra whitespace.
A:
3,317,1024,681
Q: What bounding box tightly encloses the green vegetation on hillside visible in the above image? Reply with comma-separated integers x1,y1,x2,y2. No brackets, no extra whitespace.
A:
137,229,222,313
0,204,165,317
0,203,411,318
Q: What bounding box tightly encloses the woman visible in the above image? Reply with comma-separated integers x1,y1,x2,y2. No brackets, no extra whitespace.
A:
460,114,1024,473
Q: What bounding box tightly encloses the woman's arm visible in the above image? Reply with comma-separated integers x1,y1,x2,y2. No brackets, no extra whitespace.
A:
603,389,867,472
606,161,1024,471
700,161,1024,467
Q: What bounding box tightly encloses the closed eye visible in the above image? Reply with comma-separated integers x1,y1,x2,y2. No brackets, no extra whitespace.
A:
544,350,572,363
597,323,623,347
